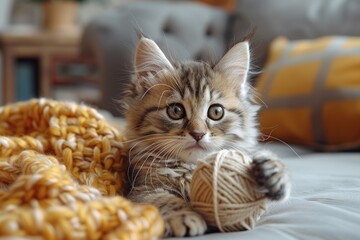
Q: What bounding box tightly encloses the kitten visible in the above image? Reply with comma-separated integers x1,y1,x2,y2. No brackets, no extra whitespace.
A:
122,37,290,237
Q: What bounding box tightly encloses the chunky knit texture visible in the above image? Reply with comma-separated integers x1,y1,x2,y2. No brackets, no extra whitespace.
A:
0,99,164,239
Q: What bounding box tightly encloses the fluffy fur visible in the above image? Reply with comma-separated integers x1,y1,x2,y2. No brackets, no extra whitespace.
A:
122,37,290,237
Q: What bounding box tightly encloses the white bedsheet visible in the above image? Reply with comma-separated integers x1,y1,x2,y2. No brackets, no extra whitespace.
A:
172,144,360,240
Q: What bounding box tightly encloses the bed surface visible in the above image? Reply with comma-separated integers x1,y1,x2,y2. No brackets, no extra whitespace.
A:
171,143,360,239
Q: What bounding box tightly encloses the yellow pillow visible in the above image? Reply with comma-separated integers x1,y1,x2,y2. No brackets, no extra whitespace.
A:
256,36,360,151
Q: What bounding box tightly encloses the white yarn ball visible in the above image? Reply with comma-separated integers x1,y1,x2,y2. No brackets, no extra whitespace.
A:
190,150,267,232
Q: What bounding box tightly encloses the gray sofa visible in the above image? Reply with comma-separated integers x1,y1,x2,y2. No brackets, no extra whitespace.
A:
82,1,360,239
81,1,231,115
82,0,360,116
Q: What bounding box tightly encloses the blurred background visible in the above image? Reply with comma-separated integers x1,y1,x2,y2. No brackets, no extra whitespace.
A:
0,0,234,110
0,0,359,117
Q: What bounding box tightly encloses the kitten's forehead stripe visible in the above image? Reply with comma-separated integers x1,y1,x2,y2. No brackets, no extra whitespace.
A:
177,62,213,101
209,89,214,99
201,82,208,97
181,67,195,96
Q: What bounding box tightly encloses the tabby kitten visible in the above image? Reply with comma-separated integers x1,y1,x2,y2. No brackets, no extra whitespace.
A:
122,37,290,237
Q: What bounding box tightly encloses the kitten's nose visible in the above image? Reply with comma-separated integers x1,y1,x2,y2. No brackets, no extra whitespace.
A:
190,131,205,142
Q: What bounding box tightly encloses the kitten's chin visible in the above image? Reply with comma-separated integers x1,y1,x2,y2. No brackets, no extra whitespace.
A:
178,147,212,163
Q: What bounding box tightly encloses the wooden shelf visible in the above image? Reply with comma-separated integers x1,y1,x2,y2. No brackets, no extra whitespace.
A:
0,29,97,104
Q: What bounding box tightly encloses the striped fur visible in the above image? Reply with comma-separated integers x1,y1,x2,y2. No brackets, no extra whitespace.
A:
122,37,290,237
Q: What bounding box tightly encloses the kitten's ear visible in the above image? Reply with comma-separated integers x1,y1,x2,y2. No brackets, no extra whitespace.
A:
214,41,250,85
134,37,173,78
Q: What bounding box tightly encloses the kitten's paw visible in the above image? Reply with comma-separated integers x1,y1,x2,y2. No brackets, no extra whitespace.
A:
165,211,207,237
252,151,290,201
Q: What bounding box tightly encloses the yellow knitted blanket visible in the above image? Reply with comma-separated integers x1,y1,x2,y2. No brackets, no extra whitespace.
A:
0,99,164,239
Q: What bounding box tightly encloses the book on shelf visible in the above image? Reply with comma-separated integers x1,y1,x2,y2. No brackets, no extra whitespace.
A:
15,59,39,101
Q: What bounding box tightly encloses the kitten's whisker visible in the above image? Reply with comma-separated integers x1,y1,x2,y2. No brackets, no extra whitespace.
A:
140,83,176,100
153,156,175,192
120,133,170,144
128,137,180,163
253,94,268,109
131,138,180,191
258,127,277,142
165,93,177,107
144,156,160,193
131,140,164,173
124,134,180,144
155,143,181,191
149,141,182,192
129,141,166,190
165,72,182,92
157,90,172,110
127,135,178,159
217,138,252,153
145,140,179,191
134,138,183,195
128,138,160,167
260,134,303,160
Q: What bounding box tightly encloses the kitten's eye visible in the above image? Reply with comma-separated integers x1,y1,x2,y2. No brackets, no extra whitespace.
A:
167,103,186,120
208,104,224,121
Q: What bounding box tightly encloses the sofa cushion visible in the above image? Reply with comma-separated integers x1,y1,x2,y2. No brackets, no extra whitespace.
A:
256,36,360,151
233,0,360,67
